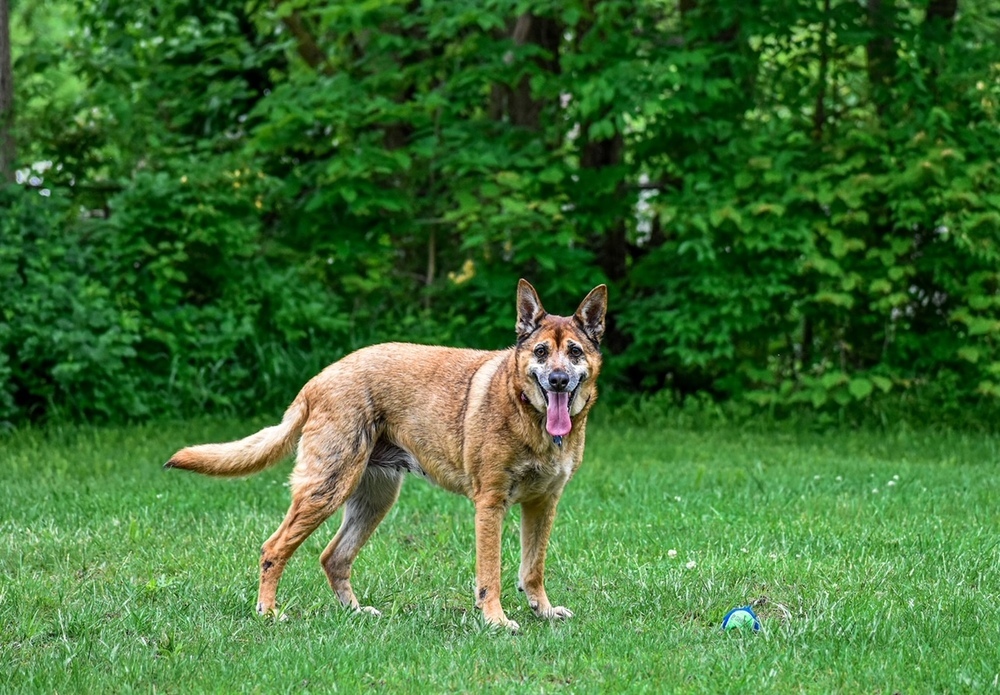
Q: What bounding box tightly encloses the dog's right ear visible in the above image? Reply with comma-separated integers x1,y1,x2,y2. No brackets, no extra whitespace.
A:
516,279,546,340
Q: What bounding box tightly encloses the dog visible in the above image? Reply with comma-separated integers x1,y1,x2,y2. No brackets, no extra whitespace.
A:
164,279,607,631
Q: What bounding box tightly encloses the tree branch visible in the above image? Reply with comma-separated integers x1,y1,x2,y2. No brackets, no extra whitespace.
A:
1,0,15,183
274,2,329,71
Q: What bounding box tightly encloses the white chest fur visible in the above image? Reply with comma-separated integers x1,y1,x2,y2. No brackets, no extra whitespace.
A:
506,450,577,503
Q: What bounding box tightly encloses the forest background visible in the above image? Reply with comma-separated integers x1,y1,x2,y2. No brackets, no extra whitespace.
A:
2,0,1000,427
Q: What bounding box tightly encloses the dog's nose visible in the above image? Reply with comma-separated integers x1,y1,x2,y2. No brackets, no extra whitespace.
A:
548,370,570,391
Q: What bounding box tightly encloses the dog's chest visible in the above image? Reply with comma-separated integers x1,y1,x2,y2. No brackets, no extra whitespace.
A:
507,450,576,502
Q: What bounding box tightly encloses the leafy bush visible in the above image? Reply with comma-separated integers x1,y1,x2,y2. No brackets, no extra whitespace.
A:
4,0,1000,426
0,186,141,421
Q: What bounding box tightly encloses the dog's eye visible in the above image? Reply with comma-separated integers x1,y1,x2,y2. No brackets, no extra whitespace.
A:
533,344,548,358
569,345,584,358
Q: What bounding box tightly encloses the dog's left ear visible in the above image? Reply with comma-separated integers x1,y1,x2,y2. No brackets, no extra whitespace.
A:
516,279,546,340
574,284,608,345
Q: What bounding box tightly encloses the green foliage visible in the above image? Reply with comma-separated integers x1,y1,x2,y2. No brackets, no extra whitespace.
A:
99,158,349,416
0,169,352,422
5,0,1000,424
0,186,141,421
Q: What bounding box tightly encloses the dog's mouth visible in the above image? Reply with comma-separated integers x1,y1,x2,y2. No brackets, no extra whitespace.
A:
534,375,577,438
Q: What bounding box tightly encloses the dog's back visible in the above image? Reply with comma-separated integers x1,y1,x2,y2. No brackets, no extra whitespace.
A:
166,342,499,485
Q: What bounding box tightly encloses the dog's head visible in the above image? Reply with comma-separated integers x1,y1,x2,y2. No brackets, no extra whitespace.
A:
515,279,607,440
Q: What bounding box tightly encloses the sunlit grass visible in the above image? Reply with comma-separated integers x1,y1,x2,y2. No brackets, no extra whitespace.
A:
2,416,999,692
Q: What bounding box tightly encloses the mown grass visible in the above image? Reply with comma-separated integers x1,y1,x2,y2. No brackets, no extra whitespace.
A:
2,413,999,693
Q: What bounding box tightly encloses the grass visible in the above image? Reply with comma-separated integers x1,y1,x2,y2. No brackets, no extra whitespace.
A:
2,413,999,693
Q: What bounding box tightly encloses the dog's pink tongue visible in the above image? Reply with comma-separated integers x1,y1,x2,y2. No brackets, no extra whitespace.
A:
545,391,572,437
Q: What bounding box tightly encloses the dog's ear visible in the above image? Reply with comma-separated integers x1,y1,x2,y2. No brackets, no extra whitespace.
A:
574,284,608,345
516,279,546,340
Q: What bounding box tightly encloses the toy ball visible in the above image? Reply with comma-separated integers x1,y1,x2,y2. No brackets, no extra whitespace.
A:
721,605,761,632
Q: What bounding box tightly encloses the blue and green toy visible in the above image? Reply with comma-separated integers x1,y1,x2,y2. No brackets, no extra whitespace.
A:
721,605,761,632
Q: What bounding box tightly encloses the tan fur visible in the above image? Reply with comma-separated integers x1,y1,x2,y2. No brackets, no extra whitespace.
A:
167,398,308,477
165,279,607,631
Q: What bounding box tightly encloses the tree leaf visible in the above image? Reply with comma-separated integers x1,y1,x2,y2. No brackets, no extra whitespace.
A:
849,378,873,400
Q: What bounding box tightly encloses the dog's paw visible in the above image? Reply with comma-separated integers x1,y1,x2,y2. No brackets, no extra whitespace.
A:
354,605,382,617
256,603,290,621
494,618,520,633
483,615,520,633
536,605,574,620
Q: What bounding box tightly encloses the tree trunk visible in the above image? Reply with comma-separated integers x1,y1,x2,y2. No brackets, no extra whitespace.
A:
925,0,958,28
578,127,629,356
866,0,897,119
571,5,630,353
282,11,328,71
0,0,14,183
920,0,958,98
490,13,561,130
680,0,759,109
581,133,627,282
813,0,831,141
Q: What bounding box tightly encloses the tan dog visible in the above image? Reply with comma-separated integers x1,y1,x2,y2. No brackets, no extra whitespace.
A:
164,279,607,631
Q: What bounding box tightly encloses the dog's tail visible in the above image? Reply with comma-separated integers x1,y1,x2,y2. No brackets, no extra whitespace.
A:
163,396,308,477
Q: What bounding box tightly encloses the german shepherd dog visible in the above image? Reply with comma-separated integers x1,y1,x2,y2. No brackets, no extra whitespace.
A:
164,279,607,631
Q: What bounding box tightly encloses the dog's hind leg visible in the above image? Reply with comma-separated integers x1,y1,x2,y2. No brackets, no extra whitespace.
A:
256,424,372,617
320,464,404,615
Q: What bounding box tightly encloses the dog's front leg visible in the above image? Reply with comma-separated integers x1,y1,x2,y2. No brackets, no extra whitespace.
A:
518,495,573,620
474,498,519,632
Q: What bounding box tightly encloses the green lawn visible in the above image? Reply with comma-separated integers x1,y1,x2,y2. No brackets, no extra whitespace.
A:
2,414,998,693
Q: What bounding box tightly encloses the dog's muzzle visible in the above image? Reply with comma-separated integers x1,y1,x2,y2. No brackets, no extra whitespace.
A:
532,373,578,441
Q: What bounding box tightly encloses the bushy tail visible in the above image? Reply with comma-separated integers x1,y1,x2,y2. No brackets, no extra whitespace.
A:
164,397,308,477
